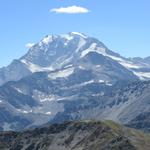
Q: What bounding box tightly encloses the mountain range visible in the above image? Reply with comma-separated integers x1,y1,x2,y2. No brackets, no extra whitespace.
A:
0,32,150,131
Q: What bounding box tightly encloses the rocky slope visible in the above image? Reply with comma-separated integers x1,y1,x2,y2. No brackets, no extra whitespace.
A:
0,120,150,150
0,67,150,131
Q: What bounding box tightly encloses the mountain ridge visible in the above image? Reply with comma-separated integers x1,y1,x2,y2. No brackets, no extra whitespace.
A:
0,32,150,86
0,120,150,150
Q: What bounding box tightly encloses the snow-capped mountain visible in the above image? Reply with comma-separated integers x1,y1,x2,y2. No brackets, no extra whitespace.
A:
0,32,150,86
19,32,150,80
0,32,150,131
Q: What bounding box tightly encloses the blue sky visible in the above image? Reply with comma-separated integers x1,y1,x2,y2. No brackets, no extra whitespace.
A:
0,0,150,67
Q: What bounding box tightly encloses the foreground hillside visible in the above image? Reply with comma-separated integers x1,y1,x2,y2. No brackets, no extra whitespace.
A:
0,120,150,150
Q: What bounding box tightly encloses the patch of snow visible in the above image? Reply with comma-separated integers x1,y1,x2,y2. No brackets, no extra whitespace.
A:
42,35,53,44
106,55,123,61
98,80,112,86
106,83,113,86
78,65,86,70
21,59,54,73
95,65,101,68
107,55,141,69
104,54,150,80
133,71,150,80
32,90,57,102
75,38,86,52
80,43,142,72
64,64,73,68
17,109,32,114
92,92,105,96
64,42,68,46
57,56,73,67
81,43,106,57
98,80,105,83
14,87,23,94
82,80,94,85
25,43,35,49
0,100,2,103
71,32,87,38
56,95,77,101
48,67,74,79
120,61,141,69
61,34,73,41
45,112,52,115
34,101,64,116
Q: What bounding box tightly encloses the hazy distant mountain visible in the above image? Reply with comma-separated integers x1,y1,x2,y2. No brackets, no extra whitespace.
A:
132,56,150,65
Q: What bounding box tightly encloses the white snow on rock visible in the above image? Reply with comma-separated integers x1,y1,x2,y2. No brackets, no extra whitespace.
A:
80,42,150,81
79,41,142,71
81,43,106,57
25,43,35,49
106,55,142,69
45,112,52,115
17,109,33,114
14,87,23,94
105,54,150,80
22,32,150,81
61,34,73,41
65,81,92,89
71,32,87,38
42,35,53,44
78,65,86,70
133,71,150,80
75,38,86,52
21,59,54,73
32,90,57,102
48,67,74,79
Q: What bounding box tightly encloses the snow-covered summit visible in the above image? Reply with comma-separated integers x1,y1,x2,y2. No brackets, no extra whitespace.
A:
21,32,150,80
0,32,150,86
69,32,87,38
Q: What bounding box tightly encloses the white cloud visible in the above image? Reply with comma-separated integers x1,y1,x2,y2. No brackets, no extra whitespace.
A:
50,6,90,14
25,43,35,49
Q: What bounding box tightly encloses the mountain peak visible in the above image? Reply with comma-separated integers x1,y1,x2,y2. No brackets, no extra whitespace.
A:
69,32,87,38
40,35,58,45
0,32,150,86
38,32,87,46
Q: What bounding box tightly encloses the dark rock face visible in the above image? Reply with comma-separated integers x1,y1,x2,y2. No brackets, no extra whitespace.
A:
127,112,150,132
0,60,32,86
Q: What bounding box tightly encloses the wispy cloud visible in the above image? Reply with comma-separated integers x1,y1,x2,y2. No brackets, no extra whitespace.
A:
50,6,90,14
25,43,35,49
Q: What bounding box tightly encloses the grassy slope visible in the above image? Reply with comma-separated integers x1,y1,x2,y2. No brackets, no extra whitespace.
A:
104,120,150,150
